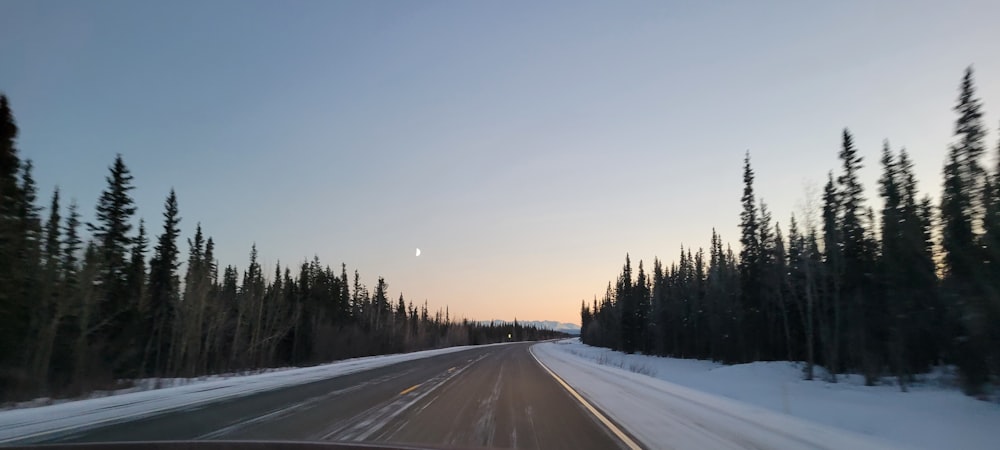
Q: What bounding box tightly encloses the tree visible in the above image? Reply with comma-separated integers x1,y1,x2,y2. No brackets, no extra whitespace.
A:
940,67,990,393
88,155,139,377
62,200,82,281
878,141,912,388
0,97,24,317
820,171,843,380
145,189,180,376
634,260,651,354
127,220,148,311
617,254,635,353
739,151,761,361
980,123,1000,380
89,155,137,299
30,188,63,390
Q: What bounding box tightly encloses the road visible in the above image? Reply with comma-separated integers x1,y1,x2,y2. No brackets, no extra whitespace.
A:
45,343,629,449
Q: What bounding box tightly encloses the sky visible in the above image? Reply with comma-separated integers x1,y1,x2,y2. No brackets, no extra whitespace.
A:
2,0,1000,325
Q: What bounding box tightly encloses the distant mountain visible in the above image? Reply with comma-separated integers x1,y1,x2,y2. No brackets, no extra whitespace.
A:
484,320,581,335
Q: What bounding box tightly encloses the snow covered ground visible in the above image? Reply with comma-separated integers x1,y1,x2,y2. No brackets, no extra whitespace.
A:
0,344,496,444
532,339,1000,450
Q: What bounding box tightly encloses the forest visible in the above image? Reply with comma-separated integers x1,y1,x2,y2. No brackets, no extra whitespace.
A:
581,67,1000,396
0,97,565,402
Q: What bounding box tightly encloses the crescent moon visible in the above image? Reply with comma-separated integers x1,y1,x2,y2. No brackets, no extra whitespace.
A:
416,248,421,257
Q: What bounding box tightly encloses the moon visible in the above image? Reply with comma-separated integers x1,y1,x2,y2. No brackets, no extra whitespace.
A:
415,248,421,257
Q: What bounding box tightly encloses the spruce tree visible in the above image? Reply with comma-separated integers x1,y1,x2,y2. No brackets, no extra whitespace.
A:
739,151,761,361
879,141,912,387
0,95,23,276
145,189,181,376
820,171,842,380
617,254,635,353
985,126,1000,378
940,67,990,392
0,95,25,382
43,188,61,273
635,260,651,354
89,154,137,297
127,219,148,308
62,200,82,283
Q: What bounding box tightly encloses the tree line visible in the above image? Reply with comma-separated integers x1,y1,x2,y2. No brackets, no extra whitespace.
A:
581,66,999,395
0,96,565,402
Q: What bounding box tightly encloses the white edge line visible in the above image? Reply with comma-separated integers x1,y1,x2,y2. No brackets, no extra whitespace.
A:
529,344,643,450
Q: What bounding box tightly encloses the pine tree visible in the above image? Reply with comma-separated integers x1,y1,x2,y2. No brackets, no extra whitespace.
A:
940,67,990,393
0,95,25,389
820,171,843,380
30,188,63,390
89,155,137,302
16,160,42,297
634,260,651,353
61,200,82,284
837,129,884,383
0,94,20,216
879,141,913,388
87,155,139,377
0,94,23,280
617,254,635,353
43,188,61,272
788,213,817,379
739,151,761,361
980,124,1000,380
145,189,180,376
127,219,148,310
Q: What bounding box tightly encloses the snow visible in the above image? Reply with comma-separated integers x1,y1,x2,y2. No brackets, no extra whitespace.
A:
0,344,500,444
1,367,298,412
532,339,1000,450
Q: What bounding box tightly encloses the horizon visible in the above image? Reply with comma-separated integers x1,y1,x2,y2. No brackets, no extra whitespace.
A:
3,0,1000,325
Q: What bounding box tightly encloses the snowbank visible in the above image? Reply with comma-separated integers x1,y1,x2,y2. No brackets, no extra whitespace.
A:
0,344,495,444
533,339,1000,450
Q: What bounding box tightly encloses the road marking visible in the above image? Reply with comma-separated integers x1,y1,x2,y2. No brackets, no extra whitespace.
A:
399,384,421,396
321,352,490,441
529,345,643,450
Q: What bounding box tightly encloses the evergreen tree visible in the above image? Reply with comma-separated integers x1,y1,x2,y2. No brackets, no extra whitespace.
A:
87,155,139,377
739,151,761,361
89,154,137,300
62,200,82,283
0,94,20,220
634,260,651,353
820,171,843,380
16,160,42,297
43,188,61,272
618,254,635,353
836,129,882,383
145,189,180,376
127,219,148,309
0,96,23,307
30,188,63,389
879,142,911,387
980,124,1000,379
940,67,990,392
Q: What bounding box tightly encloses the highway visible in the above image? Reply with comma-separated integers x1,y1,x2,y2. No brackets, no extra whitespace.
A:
45,343,630,449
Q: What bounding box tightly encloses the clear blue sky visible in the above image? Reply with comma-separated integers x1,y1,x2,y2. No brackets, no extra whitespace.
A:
2,0,999,324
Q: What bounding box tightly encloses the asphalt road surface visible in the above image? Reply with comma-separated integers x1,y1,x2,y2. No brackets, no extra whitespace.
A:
45,343,629,449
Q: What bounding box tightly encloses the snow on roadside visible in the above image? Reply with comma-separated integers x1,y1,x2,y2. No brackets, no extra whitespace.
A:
0,344,496,444
2,367,297,412
532,339,999,450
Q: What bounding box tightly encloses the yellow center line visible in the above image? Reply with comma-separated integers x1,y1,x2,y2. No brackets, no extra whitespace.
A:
399,384,421,396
